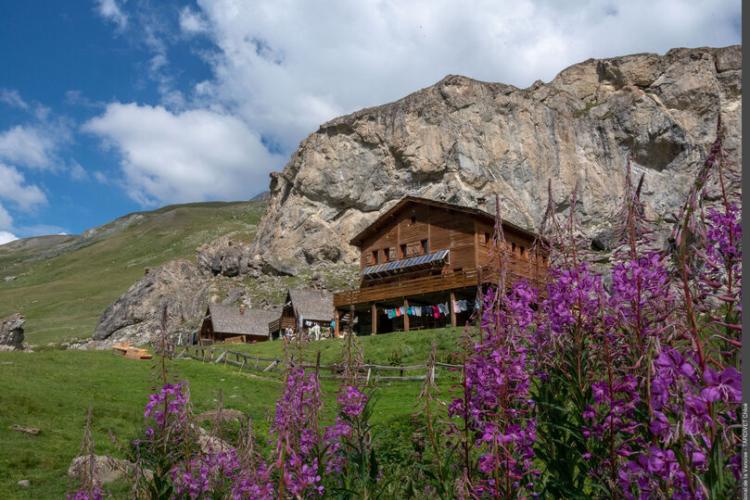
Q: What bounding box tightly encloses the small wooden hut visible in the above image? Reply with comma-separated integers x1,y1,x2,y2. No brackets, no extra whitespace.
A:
199,303,278,344
268,288,334,339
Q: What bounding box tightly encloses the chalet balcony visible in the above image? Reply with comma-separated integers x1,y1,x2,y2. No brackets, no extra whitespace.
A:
333,258,546,308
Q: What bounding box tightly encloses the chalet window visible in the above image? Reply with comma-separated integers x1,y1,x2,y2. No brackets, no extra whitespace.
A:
388,247,397,261
421,239,429,254
520,246,526,257
511,242,516,254
400,244,407,258
371,250,379,264
485,232,491,245
410,215,416,224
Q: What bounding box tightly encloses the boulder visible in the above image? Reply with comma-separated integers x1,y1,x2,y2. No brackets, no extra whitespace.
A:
68,455,136,485
196,236,257,277
196,427,232,454
0,313,24,350
91,260,208,347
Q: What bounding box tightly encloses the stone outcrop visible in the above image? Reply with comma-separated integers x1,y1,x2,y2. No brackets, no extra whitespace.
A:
251,45,741,268
68,455,139,485
89,260,209,347
0,313,25,350
196,236,259,278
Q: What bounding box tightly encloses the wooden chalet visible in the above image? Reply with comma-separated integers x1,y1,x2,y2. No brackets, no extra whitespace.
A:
268,288,335,339
332,196,547,336
199,303,278,344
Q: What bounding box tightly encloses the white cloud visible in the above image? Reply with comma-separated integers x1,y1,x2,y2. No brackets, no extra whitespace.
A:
0,204,13,230
179,6,208,35
83,103,284,205
86,0,739,208
0,89,28,110
0,126,61,170
0,163,48,210
188,0,740,153
69,162,88,181
0,231,17,245
95,0,128,31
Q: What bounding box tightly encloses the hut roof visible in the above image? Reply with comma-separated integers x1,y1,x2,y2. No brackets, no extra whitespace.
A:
349,196,540,247
287,288,334,322
207,303,279,337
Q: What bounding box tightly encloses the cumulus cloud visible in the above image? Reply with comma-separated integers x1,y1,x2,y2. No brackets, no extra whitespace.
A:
179,6,208,35
0,125,60,169
0,231,17,245
0,204,13,230
0,89,28,110
0,165,44,244
95,0,128,31
83,103,284,205
190,0,740,152
69,161,88,181
86,0,739,206
0,163,48,211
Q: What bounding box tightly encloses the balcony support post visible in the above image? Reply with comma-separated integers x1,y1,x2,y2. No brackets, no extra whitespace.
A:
403,298,409,332
371,303,377,335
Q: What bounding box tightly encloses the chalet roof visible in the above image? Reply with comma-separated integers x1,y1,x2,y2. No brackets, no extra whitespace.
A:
349,196,539,247
287,288,334,322
207,303,279,337
362,248,450,278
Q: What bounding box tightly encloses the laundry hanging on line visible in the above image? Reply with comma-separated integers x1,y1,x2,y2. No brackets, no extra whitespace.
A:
381,300,474,319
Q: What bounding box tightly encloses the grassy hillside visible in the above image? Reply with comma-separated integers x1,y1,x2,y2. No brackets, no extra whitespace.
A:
0,201,265,345
0,327,461,498
229,325,467,365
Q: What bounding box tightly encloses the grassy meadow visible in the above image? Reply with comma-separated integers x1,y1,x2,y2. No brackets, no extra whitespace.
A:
0,327,464,499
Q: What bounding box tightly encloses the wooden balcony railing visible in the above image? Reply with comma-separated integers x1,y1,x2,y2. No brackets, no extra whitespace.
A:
333,260,546,308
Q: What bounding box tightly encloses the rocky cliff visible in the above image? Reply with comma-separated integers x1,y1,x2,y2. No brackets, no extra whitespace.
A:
251,45,741,269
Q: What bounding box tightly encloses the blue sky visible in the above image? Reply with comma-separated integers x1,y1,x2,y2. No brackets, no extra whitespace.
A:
0,0,741,243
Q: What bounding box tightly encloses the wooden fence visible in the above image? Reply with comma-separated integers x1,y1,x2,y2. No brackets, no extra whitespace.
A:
177,346,462,383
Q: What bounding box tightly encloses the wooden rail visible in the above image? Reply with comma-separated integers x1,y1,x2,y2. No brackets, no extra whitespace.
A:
178,346,463,383
333,263,546,307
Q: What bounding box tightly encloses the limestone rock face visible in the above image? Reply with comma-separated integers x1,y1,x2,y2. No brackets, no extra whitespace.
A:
0,313,25,350
90,260,209,347
251,45,741,267
196,236,258,278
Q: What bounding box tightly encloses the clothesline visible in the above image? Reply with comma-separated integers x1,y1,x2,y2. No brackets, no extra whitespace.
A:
382,299,475,319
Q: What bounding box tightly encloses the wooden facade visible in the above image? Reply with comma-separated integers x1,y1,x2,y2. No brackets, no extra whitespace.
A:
333,196,547,336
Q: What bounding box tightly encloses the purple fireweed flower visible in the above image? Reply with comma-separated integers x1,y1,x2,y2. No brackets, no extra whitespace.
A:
66,488,104,500
449,281,538,496
170,448,275,500
271,367,323,497
701,367,741,404
337,385,368,418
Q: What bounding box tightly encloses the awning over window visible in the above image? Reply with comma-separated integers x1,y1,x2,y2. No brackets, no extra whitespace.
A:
362,249,449,279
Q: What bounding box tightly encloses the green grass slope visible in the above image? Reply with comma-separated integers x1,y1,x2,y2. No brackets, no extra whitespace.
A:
0,327,462,498
229,325,467,366
0,201,265,345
